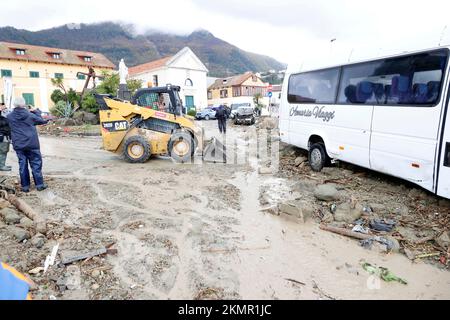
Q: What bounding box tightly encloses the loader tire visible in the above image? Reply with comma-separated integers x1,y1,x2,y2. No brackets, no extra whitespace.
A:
123,135,151,163
169,131,194,163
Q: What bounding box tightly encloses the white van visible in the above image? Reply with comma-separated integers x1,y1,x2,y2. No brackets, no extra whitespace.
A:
280,47,450,199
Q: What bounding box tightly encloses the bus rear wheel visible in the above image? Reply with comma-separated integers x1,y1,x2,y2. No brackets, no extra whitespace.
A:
309,143,328,172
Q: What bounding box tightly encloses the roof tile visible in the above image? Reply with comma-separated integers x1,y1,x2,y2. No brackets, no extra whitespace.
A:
0,41,115,69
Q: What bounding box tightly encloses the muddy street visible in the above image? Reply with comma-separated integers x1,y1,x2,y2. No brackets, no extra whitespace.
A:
1,120,449,300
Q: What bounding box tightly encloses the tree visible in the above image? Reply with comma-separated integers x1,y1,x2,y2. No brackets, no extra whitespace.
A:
96,71,143,95
81,92,100,114
253,93,264,108
127,78,143,94
51,89,65,104
51,77,68,96
96,71,119,95
51,78,81,114
67,88,81,106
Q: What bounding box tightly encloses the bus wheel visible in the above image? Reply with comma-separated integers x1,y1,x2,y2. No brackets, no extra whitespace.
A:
309,143,328,172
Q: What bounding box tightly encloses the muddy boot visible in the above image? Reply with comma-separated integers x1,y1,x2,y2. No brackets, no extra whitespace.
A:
0,150,11,171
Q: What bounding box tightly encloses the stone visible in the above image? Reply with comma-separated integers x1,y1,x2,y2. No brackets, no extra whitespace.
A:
408,188,428,200
258,167,273,175
91,270,100,278
334,202,363,223
293,180,317,193
438,199,450,208
436,231,450,249
73,111,98,125
391,204,409,216
385,236,401,253
294,156,307,167
278,201,314,222
1,208,21,225
8,226,31,242
369,203,387,213
31,234,45,249
65,265,81,290
19,217,34,228
321,212,334,223
91,283,100,290
396,226,419,243
314,184,340,201
261,205,279,216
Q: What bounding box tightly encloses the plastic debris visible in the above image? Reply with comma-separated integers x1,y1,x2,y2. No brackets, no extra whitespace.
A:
362,262,407,285
369,219,396,232
360,236,395,251
352,225,369,234
44,243,59,273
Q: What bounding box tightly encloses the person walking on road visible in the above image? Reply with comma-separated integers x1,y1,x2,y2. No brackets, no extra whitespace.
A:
0,103,12,171
216,104,227,134
7,97,48,193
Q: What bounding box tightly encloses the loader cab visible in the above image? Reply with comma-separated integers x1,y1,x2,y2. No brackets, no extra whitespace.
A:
132,84,185,116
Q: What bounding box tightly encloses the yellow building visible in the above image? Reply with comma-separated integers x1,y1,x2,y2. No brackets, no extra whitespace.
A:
0,41,115,111
207,72,268,107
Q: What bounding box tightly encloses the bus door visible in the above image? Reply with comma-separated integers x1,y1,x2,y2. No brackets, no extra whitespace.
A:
368,51,448,192
437,106,450,198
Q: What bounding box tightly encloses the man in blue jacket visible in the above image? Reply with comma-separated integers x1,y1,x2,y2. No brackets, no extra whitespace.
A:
7,97,48,193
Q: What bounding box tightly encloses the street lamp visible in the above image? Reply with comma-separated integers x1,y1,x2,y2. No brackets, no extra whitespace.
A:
330,38,337,58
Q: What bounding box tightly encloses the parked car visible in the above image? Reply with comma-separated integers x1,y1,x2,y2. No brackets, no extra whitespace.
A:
230,103,252,119
41,111,57,122
234,106,255,125
195,107,216,120
211,104,231,118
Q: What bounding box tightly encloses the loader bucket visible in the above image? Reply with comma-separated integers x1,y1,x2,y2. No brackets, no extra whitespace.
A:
203,137,227,163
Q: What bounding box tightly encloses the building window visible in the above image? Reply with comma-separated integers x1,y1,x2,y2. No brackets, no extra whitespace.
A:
152,75,159,87
29,71,39,78
207,91,212,99
54,73,64,79
15,49,26,55
1,70,12,77
22,93,35,107
50,52,61,59
185,78,193,87
83,56,92,62
77,74,86,80
220,89,228,98
232,87,241,97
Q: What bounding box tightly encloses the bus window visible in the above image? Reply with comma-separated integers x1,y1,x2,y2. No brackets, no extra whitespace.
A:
288,68,340,104
337,50,448,106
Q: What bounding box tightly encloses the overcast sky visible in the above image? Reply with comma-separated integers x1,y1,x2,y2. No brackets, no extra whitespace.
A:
1,0,450,72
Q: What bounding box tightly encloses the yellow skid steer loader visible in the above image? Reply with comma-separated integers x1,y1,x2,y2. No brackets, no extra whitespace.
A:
96,85,226,163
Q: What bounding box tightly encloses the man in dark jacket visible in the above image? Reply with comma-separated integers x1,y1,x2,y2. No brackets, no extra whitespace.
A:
0,103,12,171
216,104,227,134
7,97,48,192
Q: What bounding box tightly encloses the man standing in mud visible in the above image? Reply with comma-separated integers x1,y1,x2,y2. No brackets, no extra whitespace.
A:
0,103,12,171
7,97,48,193
216,104,227,134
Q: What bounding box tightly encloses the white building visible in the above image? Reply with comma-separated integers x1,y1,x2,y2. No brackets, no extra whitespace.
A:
129,47,208,112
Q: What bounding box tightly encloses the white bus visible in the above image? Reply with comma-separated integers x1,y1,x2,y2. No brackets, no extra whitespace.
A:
280,47,450,199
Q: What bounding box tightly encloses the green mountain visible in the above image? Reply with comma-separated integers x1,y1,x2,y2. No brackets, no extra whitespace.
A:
0,22,286,77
